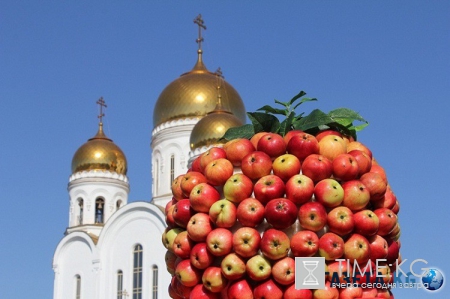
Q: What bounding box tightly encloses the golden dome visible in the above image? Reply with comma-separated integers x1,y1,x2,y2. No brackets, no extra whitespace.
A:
153,52,246,127
190,108,244,150
71,123,127,175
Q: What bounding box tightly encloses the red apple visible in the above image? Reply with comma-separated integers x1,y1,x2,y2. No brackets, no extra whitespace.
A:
223,173,254,204
369,164,387,185
254,175,286,205
347,141,372,159
386,239,400,264
165,204,177,227
204,158,234,186
360,172,387,201
165,250,178,275
173,230,194,259
272,154,301,181
189,284,219,299
173,199,195,228
286,132,320,161
221,253,246,280
344,233,371,265
285,174,314,205
202,266,228,293
190,242,214,270
264,198,298,229
315,129,342,142
190,156,203,173
327,260,353,284
236,197,265,227
290,230,319,257
246,254,272,281
241,151,273,180
314,178,344,208
318,134,347,161
257,132,286,159
368,235,388,260
374,208,397,236
372,186,397,209
283,129,304,144
339,285,363,299
327,206,354,236
283,284,313,299
260,228,291,260
232,227,261,258
190,182,221,213
172,275,193,298
253,278,283,299
301,154,333,183
342,180,370,211
360,287,378,298
312,281,339,299
271,256,296,285
209,199,237,228
175,258,202,287
298,202,327,232
162,227,184,252
332,153,360,181
206,228,233,257
250,131,269,149
223,138,255,166
200,147,227,171
172,174,185,201
227,279,253,299
353,209,379,236
181,171,208,197
348,149,372,176
187,212,213,242
318,232,345,260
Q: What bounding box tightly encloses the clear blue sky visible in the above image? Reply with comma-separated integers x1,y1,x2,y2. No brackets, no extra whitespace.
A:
1,1,449,298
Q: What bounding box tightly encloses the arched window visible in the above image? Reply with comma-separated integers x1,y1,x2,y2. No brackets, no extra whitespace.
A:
117,270,123,299
75,274,81,299
116,200,122,211
95,198,104,223
155,159,159,195
78,198,84,225
133,245,143,299
170,155,175,184
152,265,158,299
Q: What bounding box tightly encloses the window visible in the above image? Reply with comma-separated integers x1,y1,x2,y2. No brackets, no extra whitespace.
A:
152,265,158,299
155,159,159,194
133,245,143,299
117,270,123,299
78,199,84,225
116,200,122,211
170,155,175,184
95,198,104,223
75,275,81,299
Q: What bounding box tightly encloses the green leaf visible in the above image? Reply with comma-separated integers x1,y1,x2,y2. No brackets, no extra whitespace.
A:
279,111,296,136
247,112,280,133
222,124,255,141
256,105,287,115
293,97,317,110
274,99,289,108
350,123,369,132
328,108,367,123
288,90,307,105
293,109,333,131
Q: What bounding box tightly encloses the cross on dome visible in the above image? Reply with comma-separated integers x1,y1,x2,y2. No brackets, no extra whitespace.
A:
194,14,207,52
96,97,107,124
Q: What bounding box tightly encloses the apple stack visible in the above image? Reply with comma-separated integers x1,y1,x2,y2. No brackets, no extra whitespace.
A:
162,128,401,299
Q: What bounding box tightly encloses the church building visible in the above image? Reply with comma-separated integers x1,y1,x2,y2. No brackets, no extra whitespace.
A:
52,16,247,299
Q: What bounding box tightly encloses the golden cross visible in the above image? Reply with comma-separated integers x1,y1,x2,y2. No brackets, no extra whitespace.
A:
194,14,207,51
96,97,107,123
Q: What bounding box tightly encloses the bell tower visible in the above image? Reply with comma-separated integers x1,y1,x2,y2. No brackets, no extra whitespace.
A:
67,98,130,236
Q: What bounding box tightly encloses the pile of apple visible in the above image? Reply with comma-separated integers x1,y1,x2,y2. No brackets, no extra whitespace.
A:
162,94,401,299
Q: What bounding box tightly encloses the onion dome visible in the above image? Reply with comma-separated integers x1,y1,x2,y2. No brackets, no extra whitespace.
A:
153,51,246,127
71,123,127,175
190,78,244,150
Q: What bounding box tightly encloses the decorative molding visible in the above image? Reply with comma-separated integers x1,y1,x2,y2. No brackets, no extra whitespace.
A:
151,117,200,136
69,170,129,183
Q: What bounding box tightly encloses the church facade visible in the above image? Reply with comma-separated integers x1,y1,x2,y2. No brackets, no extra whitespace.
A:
52,16,247,299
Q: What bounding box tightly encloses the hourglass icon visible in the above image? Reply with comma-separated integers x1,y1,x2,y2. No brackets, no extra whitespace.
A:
302,260,319,286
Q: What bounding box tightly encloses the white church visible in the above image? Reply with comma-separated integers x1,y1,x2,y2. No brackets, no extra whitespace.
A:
52,16,247,299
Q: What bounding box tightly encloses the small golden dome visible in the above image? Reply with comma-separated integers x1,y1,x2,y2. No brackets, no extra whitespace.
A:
190,109,244,150
153,52,246,127
71,123,127,175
